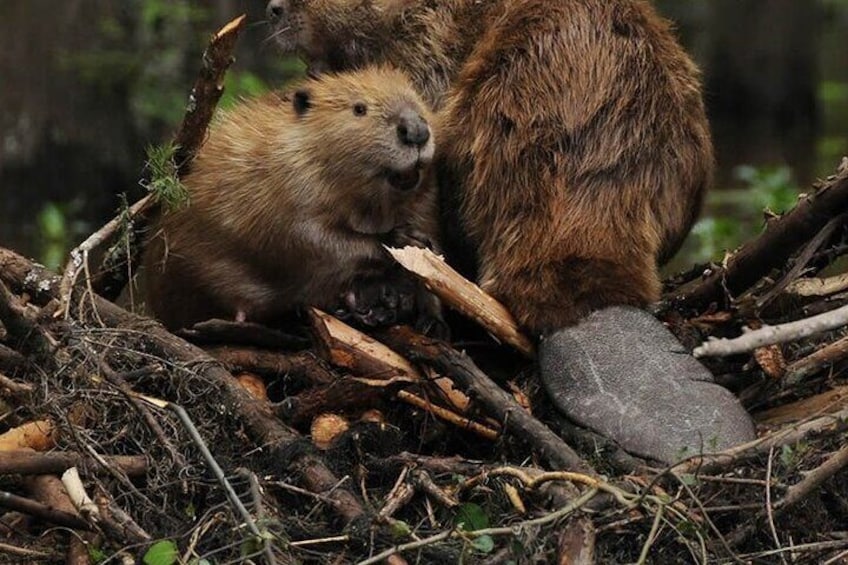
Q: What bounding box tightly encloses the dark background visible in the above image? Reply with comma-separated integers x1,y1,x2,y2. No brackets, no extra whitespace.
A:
1,0,847,270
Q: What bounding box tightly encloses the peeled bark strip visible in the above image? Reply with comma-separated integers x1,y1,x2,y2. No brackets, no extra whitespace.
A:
386,246,535,357
671,158,848,312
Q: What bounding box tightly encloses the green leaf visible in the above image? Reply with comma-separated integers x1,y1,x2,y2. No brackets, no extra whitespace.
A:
470,534,495,554
455,502,489,531
143,540,179,565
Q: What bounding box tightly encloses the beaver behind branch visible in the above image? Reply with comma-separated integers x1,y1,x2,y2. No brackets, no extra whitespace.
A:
141,67,439,331
267,0,713,334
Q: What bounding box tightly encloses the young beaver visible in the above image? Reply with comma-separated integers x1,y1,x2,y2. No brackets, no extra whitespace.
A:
141,67,438,331
266,0,713,335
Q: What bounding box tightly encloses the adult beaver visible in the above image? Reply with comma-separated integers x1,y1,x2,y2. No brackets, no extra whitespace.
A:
141,67,439,331
266,0,755,462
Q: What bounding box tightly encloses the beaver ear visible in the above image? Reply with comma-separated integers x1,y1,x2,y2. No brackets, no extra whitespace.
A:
293,89,312,116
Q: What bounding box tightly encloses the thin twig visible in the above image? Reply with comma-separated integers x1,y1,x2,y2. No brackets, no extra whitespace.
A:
765,448,786,564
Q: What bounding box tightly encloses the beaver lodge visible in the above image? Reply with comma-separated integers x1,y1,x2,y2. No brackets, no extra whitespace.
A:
1,16,848,565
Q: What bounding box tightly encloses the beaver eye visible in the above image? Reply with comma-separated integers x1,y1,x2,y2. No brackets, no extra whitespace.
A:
353,103,367,117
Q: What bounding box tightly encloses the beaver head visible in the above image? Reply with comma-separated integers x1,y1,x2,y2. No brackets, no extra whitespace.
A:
287,66,435,233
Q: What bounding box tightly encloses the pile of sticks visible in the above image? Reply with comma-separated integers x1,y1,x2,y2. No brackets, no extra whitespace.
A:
2,15,848,564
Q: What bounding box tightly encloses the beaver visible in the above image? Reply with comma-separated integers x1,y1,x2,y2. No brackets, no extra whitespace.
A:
266,0,713,335
141,67,439,331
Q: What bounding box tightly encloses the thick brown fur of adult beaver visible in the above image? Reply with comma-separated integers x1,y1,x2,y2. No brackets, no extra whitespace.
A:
141,67,439,331
267,0,713,335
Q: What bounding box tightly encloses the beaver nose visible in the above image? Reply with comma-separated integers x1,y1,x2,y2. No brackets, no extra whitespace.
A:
397,110,431,148
266,0,285,22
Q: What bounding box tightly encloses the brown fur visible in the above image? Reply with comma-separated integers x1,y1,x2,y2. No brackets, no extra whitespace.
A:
268,0,713,335
141,67,438,330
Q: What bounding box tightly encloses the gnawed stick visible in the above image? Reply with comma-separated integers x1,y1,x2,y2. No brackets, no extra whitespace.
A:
386,246,535,357
309,309,498,439
71,15,248,303
694,303,848,358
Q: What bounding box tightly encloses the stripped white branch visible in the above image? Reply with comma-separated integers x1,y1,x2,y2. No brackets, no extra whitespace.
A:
694,303,848,358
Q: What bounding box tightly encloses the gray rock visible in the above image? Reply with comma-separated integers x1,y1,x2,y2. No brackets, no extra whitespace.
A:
538,306,756,464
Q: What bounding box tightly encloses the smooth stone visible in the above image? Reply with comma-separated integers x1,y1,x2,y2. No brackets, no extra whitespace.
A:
538,306,756,464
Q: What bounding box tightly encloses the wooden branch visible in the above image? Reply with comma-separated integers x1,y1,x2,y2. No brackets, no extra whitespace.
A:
0,246,367,527
784,334,848,385
0,451,147,477
0,372,34,400
0,343,28,374
178,319,310,350
694,303,848,357
753,213,845,310
380,326,593,473
0,280,57,361
754,386,848,426
670,157,848,312
0,489,92,531
386,246,535,357
87,15,247,301
205,347,332,382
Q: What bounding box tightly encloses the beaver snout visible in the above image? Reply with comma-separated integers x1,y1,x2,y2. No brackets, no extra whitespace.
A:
396,109,431,148
266,0,286,22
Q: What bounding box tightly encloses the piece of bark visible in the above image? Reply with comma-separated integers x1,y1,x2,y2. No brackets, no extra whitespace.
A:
0,451,147,477
310,308,422,382
754,386,848,426
89,15,248,301
0,246,367,527
381,327,593,474
386,246,535,357
670,157,848,312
